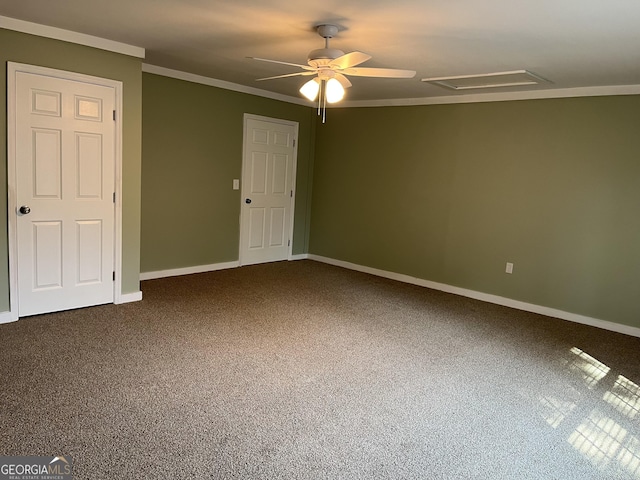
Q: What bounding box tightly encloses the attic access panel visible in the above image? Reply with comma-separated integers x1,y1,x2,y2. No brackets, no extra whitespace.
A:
422,70,549,90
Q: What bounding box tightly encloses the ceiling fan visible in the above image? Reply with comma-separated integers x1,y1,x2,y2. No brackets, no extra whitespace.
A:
249,24,416,120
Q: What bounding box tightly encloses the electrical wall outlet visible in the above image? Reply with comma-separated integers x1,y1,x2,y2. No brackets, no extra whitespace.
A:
233,179,240,190
505,262,514,274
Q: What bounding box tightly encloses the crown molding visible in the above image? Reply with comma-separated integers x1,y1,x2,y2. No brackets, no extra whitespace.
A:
144,64,640,108
0,15,145,58
142,64,310,106
341,84,640,108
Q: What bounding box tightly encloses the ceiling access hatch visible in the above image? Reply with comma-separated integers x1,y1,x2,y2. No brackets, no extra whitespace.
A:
422,70,550,90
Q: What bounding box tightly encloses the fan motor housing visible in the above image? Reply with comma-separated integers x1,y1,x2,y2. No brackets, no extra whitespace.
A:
308,48,345,68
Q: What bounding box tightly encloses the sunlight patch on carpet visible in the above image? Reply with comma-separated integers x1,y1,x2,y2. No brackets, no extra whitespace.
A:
604,375,640,421
565,347,610,389
568,409,640,476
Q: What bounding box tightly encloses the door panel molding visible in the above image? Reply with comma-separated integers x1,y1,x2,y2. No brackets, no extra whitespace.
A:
7,62,123,320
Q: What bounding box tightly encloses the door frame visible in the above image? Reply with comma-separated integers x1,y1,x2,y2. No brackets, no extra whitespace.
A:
239,113,299,266
7,62,124,321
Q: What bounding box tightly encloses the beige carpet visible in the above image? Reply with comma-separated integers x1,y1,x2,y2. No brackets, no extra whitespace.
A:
1,260,639,479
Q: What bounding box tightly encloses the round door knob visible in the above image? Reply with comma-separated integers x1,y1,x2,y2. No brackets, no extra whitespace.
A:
245,198,252,204
19,206,31,215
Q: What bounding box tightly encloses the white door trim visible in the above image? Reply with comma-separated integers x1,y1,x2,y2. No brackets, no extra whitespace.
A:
7,62,124,321
239,113,299,266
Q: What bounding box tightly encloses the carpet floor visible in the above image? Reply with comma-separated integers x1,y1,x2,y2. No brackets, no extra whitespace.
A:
1,260,639,479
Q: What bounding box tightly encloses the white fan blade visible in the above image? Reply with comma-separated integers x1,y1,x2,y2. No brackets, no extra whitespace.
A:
248,57,316,71
334,73,352,89
256,71,316,81
329,51,372,70
342,67,416,78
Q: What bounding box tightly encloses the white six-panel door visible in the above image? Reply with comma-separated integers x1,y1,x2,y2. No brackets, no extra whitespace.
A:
12,69,116,317
240,116,297,265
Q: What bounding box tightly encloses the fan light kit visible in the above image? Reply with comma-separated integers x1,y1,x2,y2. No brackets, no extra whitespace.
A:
249,24,416,122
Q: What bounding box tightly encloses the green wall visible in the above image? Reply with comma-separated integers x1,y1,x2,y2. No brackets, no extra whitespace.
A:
140,73,315,272
310,97,640,329
0,28,143,311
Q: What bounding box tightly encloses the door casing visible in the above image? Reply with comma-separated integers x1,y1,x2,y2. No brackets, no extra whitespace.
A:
7,62,124,321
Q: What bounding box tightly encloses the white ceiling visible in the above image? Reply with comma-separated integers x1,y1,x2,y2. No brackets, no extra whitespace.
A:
2,0,640,103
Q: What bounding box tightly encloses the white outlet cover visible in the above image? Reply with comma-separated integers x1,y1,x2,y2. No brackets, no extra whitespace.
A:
233,179,240,190
506,262,514,274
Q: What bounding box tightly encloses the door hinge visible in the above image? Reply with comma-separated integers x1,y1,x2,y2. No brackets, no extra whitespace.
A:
112,271,115,281
288,239,290,247
293,139,296,147
290,190,293,198
113,110,116,121
113,192,116,203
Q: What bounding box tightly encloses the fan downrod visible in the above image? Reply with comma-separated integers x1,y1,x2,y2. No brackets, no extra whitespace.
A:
308,24,344,66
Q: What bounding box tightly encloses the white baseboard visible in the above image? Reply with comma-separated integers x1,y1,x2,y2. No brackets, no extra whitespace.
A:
0,311,18,324
140,261,240,281
116,291,143,304
141,257,310,280
308,254,640,338
0,293,143,322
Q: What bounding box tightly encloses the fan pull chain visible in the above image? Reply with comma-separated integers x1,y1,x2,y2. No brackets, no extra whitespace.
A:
322,80,327,123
